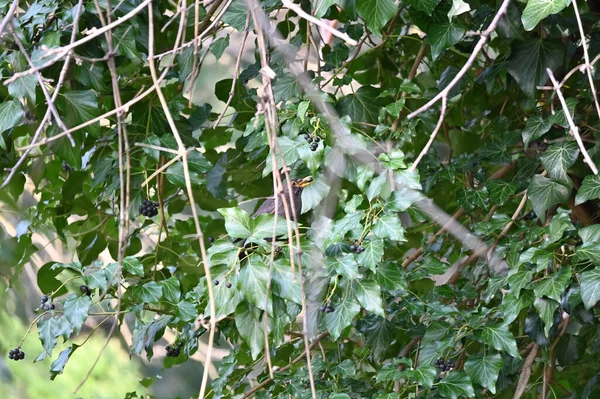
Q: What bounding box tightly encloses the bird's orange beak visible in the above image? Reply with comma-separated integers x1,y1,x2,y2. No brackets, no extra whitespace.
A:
297,176,314,188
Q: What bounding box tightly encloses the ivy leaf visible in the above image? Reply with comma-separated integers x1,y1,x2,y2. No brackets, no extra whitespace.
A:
273,74,302,103
329,254,361,280
139,281,163,304
521,0,568,31
356,0,397,35
358,315,397,361
375,263,408,293
502,291,534,324
218,208,253,238
581,267,600,309
437,372,475,399
534,297,558,337
160,277,181,303
522,116,552,147
579,225,600,245
373,215,406,242
486,180,517,206
250,214,288,242
263,136,301,176
8,74,37,103
575,243,600,264
330,359,356,378
507,39,565,96
0,99,24,134
409,367,437,389
49,345,78,380
464,354,503,394
176,301,197,322
352,279,384,316
238,257,270,311
123,256,144,277
576,175,600,206
366,174,389,201
357,239,384,272
428,18,465,60
57,90,99,131
209,35,230,60
301,175,330,213
405,0,442,15
478,324,520,358
540,141,579,184
325,300,361,339
235,302,264,360
36,317,61,360
272,259,302,304
336,86,385,124
533,266,571,302
212,278,242,318
63,295,92,334
527,174,571,222
222,0,251,30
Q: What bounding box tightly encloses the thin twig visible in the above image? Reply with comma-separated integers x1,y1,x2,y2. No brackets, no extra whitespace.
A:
547,68,599,175
281,0,357,46
513,344,539,399
409,96,446,171
0,0,20,38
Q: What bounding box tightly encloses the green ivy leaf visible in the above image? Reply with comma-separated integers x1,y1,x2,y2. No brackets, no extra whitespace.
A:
437,372,475,399
522,116,552,147
464,354,503,394
63,295,92,334
409,367,437,389
336,86,385,124
575,243,600,264
176,301,197,322
375,263,407,293
534,297,558,338
212,278,242,318
301,175,330,213
222,0,251,30
36,317,61,360
527,174,571,222
405,0,441,15
359,315,397,361
478,324,520,358
218,208,254,238
139,281,163,304
576,175,600,206
533,266,571,302
0,99,24,134
356,0,397,35
238,257,270,311
357,239,384,272
372,215,406,242
330,359,356,378
160,277,181,303
521,0,568,31
123,256,144,277
49,345,78,380
325,300,361,339
580,267,600,309
579,225,600,245
507,39,565,96
8,74,37,103
272,259,302,304
352,279,384,316
57,90,99,132
502,291,534,324
235,302,264,360
209,35,230,60
428,18,465,60
540,141,579,184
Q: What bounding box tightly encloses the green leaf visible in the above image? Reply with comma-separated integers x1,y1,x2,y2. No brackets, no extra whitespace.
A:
507,38,565,96
139,281,163,304
315,0,339,18
576,175,600,206
410,367,437,389
502,291,534,324
437,372,475,399
263,136,301,176
527,174,571,222
575,243,600,264
533,266,571,302
352,279,384,316
357,239,384,272
49,345,78,380
464,354,503,394
63,295,92,334
301,175,330,213
8,74,37,103
356,0,397,35
329,254,361,280
273,74,302,103
521,0,568,31
0,99,24,134
272,259,302,304
366,174,389,201
123,256,144,277
405,0,441,15
57,90,99,130
330,359,356,378
534,297,558,337
540,141,579,184
235,302,264,360
522,116,552,147
478,324,520,358
176,301,197,322
160,277,181,303
581,267,600,309
250,214,289,242
428,18,465,60
238,257,270,311
486,180,517,206
218,208,254,238
359,315,397,360
325,300,361,339
336,86,385,124
209,35,230,59
36,317,61,360
375,263,407,293
579,225,600,244
212,278,242,318
222,0,251,30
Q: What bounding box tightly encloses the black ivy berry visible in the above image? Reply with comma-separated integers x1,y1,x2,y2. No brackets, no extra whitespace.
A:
208,236,214,243
435,358,454,372
357,245,365,254
62,160,72,173
321,304,334,313
139,199,159,218
8,348,24,361
41,295,48,303
349,244,357,252
225,282,232,289
310,143,318,152
214,279,219,286
165,344,181,357
314,137,320,143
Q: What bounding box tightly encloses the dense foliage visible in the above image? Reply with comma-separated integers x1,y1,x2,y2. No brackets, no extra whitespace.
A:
2,0,600,398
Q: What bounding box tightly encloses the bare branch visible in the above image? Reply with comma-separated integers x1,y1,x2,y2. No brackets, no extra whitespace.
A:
409,96,446,171
547,68,599,175
0,0,19,38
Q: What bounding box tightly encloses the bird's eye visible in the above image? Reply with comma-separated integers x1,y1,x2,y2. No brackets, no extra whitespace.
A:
291,181,297,187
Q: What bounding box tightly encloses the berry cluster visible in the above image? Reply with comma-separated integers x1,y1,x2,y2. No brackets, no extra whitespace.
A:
302,132,321,152
80,285,92,296
319,303,335,313
40,295,55,311
435,358,455,372
349,243,365,254
8,348,25,361
166,342,183,357
139,199,159,217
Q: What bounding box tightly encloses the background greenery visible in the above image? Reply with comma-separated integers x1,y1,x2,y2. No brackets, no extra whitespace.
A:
2,0,600,398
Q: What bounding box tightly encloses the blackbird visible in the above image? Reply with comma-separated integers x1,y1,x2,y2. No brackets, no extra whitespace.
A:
252,176,313,217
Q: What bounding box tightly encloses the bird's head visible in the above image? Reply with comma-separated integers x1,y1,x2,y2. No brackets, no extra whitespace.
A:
291,176,314,190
